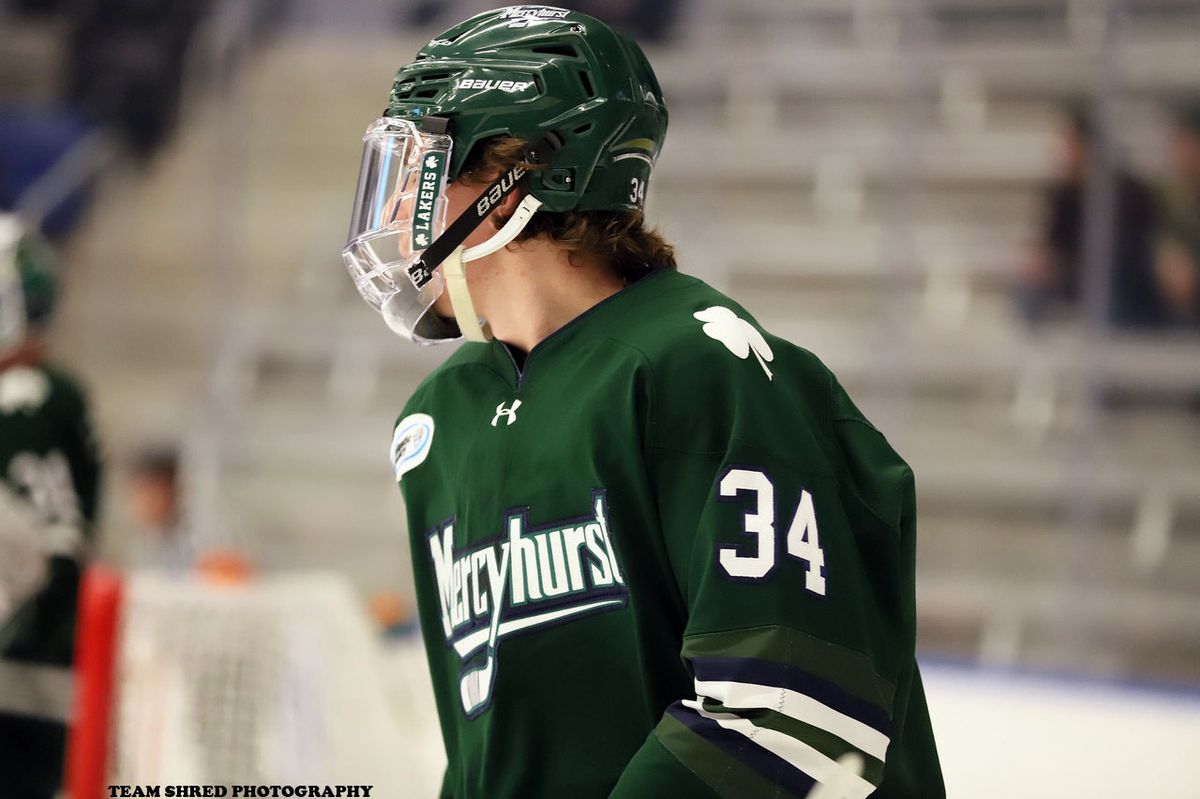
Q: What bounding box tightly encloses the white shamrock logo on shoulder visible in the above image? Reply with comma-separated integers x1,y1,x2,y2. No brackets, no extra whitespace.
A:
694,306,775,380
0,366,51,414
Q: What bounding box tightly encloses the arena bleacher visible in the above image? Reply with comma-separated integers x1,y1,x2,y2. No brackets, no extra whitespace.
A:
4,0,1199,689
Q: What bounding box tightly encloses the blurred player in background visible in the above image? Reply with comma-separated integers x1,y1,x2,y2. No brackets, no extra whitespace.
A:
125,444,193,574
1155,101,1200,328
343,6,943,797
125,445,256,582
0,213,101,798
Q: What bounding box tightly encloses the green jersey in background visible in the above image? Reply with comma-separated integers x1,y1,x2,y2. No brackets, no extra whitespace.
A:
394,270,943,798
0,362,101,797
0,363,99,663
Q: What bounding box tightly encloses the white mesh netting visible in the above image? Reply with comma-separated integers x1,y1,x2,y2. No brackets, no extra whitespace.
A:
114,571,409,792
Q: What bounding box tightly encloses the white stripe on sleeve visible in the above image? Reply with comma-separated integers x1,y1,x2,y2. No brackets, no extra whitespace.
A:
682,699,878,799
694,678,891,762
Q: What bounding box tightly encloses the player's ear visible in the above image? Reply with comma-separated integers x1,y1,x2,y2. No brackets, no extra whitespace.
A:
490,188,525,231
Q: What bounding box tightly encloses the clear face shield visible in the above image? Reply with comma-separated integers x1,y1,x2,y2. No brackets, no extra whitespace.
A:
344,118,558,345
343,117,458,344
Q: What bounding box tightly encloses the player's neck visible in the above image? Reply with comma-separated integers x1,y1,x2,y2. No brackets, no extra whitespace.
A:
483,242,624,353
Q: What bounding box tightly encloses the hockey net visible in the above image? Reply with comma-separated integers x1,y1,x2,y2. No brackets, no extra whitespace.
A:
68,567,409,797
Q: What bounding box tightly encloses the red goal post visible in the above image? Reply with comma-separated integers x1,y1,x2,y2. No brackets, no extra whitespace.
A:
68,566,124,799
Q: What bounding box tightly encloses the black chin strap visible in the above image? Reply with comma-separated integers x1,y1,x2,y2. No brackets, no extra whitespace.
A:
406,131,564,289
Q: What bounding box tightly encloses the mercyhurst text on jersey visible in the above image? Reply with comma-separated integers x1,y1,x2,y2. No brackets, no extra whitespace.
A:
427,491,629,662
392,270,944,798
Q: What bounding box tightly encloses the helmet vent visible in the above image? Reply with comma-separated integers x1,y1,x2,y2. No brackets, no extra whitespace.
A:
413,87,441,99
529,43,579,58
573,123,593,135
393,78,416,99
577,71,595,98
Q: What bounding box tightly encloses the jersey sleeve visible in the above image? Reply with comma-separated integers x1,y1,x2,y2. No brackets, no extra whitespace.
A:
60,372,102,533
611,341,925,799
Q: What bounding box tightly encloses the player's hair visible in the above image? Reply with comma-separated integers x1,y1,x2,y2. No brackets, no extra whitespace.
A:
131,446,180,483
459,136,677,283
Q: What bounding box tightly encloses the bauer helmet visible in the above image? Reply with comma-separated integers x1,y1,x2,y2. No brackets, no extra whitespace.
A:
343,5,668,344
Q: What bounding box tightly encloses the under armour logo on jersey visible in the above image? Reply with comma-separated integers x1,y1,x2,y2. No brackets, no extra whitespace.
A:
491,399,522,427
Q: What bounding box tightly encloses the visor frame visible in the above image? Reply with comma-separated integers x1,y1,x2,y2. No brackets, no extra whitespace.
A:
342,117,454,343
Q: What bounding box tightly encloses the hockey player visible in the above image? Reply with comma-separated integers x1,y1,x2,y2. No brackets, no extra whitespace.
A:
343,7,944,797
0,214,101,798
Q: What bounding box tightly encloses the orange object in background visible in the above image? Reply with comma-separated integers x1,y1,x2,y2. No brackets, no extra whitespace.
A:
195,549,254,584
367,589,417,633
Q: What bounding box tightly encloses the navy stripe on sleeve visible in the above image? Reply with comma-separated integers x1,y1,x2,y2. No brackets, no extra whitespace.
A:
690,656,892,735
666,701,818,797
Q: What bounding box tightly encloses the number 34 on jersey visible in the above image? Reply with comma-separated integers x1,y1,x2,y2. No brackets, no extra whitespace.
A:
716,466,827,596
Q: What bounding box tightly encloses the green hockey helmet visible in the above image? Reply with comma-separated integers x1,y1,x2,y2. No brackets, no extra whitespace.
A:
386,5,668,213
0,214,58,352
344,6,667,345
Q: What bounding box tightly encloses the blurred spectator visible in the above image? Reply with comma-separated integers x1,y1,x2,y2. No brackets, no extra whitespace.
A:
65,0,213,158
126,445,192,573
128,448,261,581
1154,102,1200,328
0,214,101,799
1018,107,1166,329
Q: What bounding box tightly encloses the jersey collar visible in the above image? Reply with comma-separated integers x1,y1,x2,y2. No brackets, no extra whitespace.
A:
486,268,678,388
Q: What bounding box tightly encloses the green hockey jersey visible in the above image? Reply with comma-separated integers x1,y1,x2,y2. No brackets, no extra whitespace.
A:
393,270,943,798
0,363,100,669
